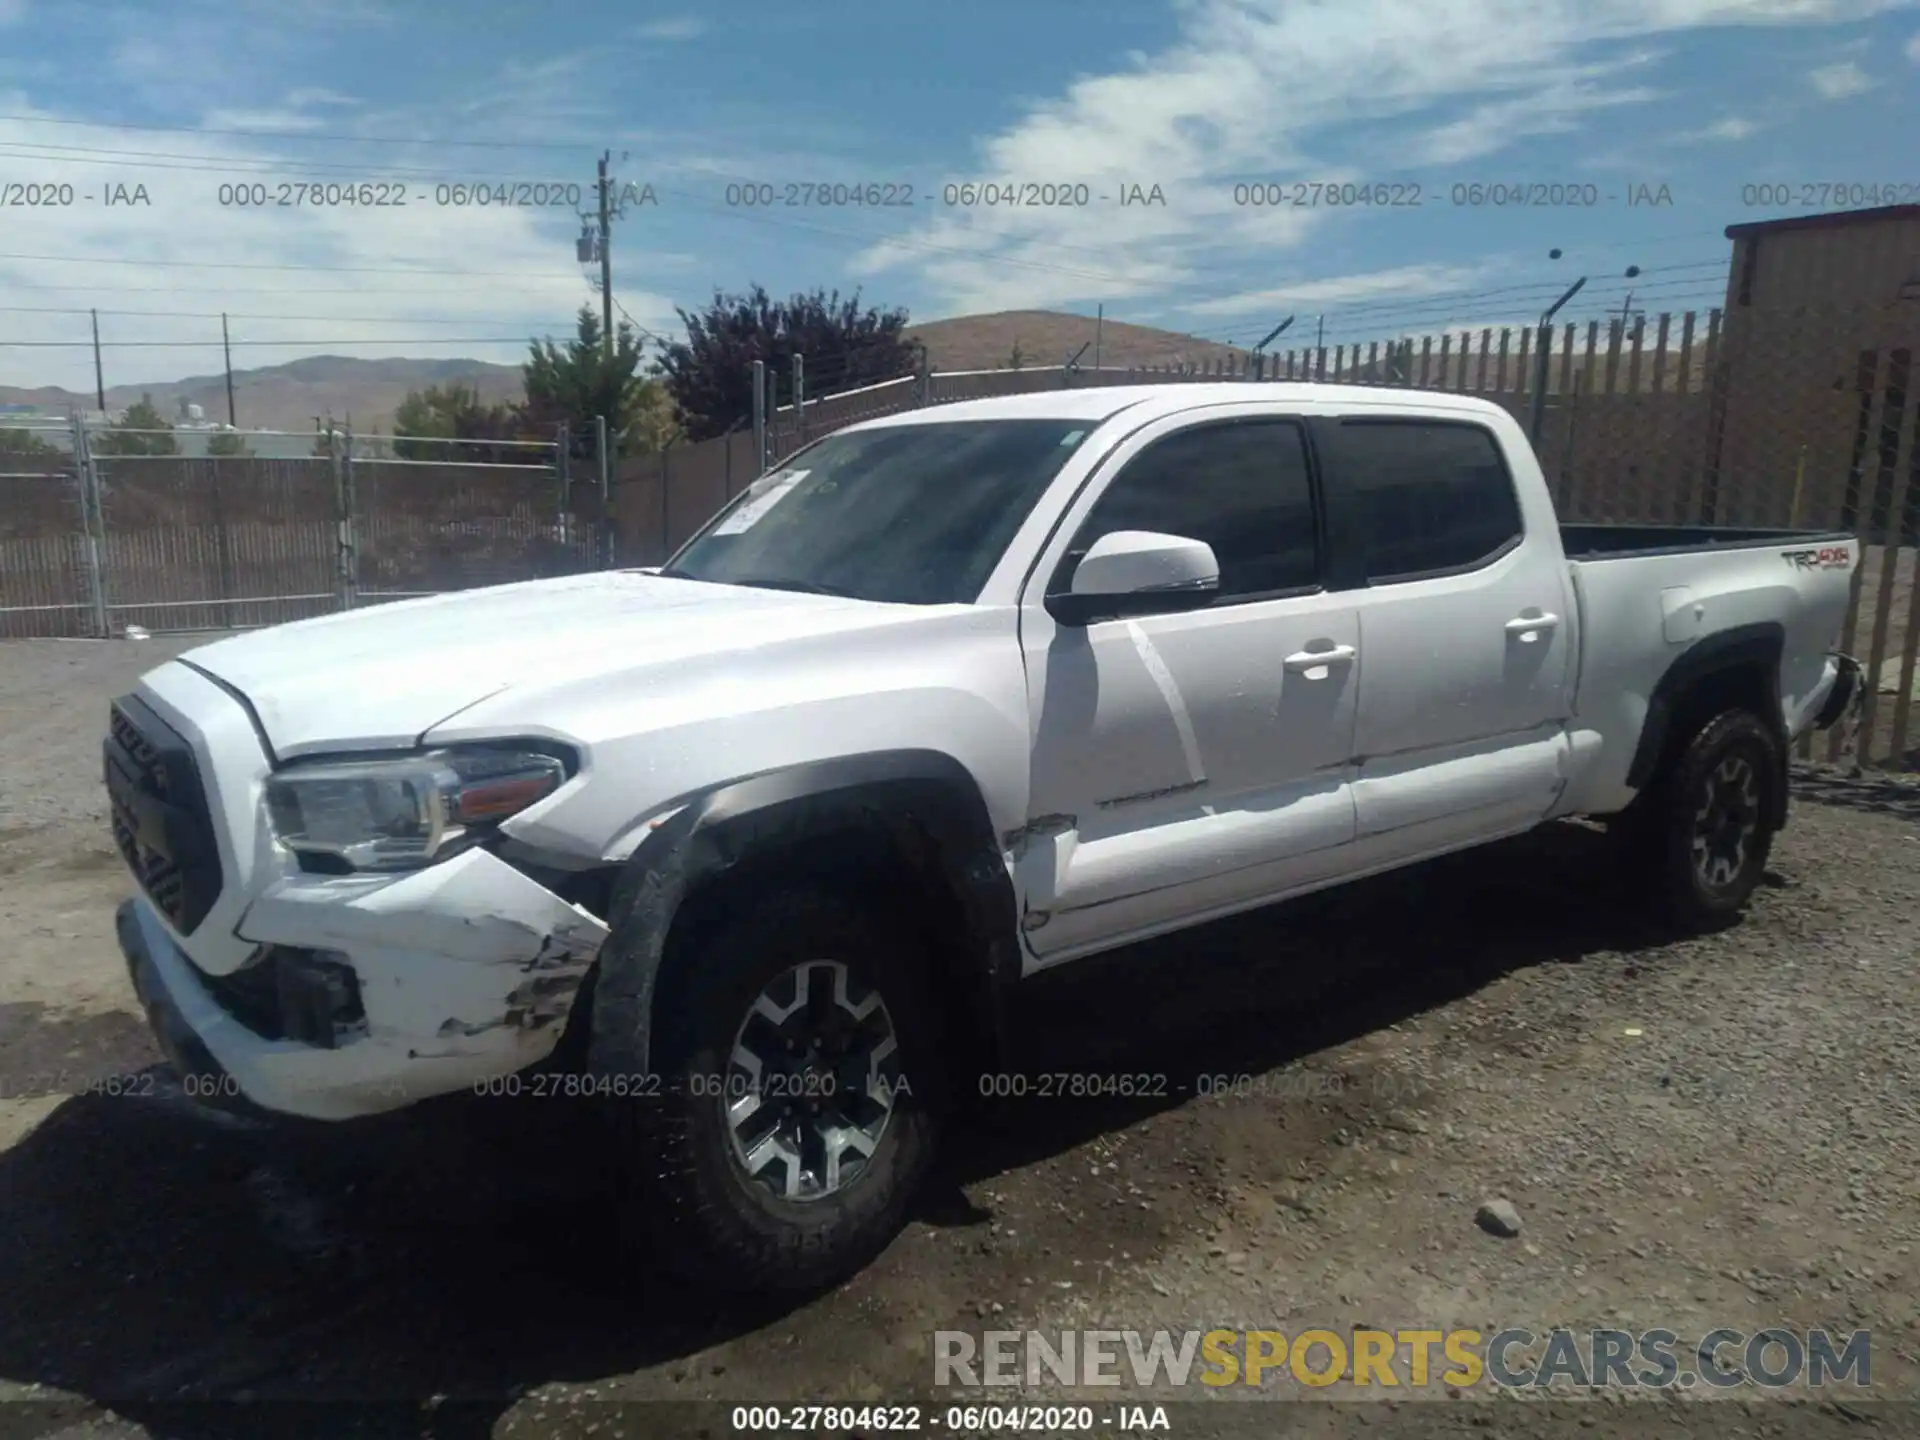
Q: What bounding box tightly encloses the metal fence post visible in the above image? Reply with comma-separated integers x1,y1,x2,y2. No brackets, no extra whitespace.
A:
1528,323,1554,450
915,343,931,407
71,413,110,637
595,415,613,568
330,426,359,609
793,354,807,445
555,422,572,552
1556,367,1584,516
751,360,767,473
659,444,671,563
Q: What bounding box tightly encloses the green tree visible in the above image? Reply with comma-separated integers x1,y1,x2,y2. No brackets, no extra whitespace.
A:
393,381,521,461
0,427,61,458
1002,339,1027,371
93,394,178,456
206,429,251,457
655,286,914,442
520,306,671,457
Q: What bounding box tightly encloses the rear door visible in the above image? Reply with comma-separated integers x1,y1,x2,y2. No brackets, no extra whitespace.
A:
1016,406,1360,963
1315,412,1575,854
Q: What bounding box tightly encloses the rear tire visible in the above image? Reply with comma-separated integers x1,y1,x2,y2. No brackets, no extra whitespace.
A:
610,886,941,1295
1623,708,1782,931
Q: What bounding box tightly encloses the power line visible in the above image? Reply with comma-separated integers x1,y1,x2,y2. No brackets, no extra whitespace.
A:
1203,258,1733,340
0,336,538,348
0,304,566,323
0,250,580,277
7,282,597,297
1219,273,1732,346
0,139,571,185
0,112,605,151
0,128,1749,294
0,137,1218,277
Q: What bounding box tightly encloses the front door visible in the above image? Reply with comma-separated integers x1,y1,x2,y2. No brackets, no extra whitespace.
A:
1016,410,1360,964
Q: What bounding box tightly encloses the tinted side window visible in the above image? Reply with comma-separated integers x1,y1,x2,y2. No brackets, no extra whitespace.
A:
1068,420,1318,602
1329,421,1523,582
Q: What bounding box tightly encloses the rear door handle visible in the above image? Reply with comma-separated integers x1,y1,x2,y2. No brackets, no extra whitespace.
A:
1505,611,1559,640
1283,643,1357,674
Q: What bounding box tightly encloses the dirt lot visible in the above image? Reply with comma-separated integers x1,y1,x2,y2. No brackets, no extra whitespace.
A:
1,636,1918,1440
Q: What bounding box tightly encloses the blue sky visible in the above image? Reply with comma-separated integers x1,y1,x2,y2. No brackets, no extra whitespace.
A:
0,0,1916,391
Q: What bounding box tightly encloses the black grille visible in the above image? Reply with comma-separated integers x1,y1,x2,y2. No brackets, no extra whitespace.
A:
104,696,224,934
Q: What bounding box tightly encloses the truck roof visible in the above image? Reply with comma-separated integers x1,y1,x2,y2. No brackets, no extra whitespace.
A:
854,382,1518,430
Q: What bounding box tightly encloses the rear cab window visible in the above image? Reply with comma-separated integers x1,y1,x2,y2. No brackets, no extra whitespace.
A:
1322,418,1524,583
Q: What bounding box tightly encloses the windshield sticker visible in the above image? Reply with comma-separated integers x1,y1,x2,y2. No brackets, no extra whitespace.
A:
1060,430,1086,446
713,469,809,535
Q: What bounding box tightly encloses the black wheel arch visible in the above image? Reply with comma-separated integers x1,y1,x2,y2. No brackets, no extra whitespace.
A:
1625,622,1790,829
587,749,1020,1085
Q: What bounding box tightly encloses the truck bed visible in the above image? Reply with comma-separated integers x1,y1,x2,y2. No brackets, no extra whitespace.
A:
1560,523,1854,561
1555,521,1859,819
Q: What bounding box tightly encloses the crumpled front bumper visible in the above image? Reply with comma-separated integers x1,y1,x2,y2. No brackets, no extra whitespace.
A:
116,846,610,1121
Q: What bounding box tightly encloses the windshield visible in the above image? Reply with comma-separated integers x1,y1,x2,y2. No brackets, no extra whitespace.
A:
661,420,1091,605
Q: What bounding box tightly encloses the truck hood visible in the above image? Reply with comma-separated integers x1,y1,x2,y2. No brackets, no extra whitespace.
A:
173,572,905,759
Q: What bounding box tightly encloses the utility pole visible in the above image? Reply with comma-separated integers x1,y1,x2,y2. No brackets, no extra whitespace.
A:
1093,303,1104,372
90,309,105,411
597,151,614,356
222,313,237,426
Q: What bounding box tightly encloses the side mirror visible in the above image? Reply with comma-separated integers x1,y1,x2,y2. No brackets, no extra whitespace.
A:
1046,530,1220,627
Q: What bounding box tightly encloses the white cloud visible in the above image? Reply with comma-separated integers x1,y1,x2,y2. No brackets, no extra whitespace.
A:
630,16,705,41
1189,264,1489,317
1808,59,1875,96
1411,83,1661,165
1905,30,1920,61
1677,114,1760,140
0,103,682,391
0,0,26,27
284,88,363,109
860,0,1908,314
200,108,332,133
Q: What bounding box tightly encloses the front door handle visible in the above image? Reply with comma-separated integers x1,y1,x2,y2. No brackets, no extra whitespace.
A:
1283,643,1357,674
1505,611,1559,641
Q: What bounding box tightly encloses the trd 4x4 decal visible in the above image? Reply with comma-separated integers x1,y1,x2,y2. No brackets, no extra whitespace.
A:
1782,545,1851,571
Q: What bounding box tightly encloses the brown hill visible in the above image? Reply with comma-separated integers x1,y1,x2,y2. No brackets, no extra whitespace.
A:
906,310,1249,372
0,356,523,435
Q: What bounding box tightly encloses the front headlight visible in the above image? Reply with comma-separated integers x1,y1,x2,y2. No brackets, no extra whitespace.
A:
264,746,567,872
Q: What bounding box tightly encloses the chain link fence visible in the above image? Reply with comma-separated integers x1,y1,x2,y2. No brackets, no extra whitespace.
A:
0,421,603,638
0,419,95,639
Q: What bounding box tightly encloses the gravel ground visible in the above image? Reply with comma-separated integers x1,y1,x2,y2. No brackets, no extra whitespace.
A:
0,636,1917,1440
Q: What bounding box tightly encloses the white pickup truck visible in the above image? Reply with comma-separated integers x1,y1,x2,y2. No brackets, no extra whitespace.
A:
107,384,1862,1291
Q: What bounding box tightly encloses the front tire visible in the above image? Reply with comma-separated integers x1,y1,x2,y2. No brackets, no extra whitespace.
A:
1627,708,1783,931
613,886,941,1294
